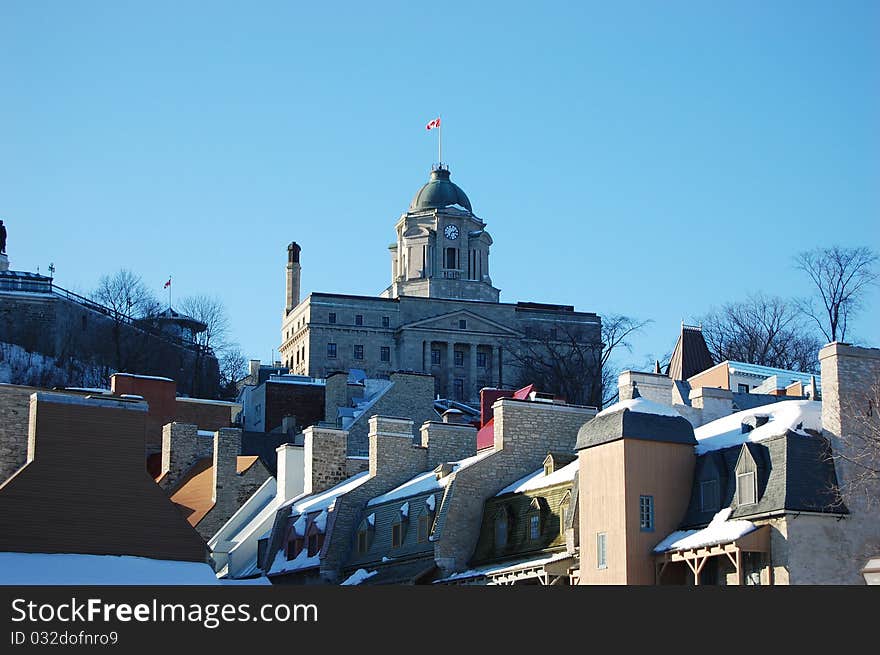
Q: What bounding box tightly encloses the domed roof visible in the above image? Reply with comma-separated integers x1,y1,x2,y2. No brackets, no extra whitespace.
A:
409,167,472,212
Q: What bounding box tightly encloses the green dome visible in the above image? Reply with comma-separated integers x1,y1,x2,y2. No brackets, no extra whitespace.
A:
409,167,472,212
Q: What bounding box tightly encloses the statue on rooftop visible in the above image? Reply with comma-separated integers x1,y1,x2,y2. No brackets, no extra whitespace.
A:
0,220,6,255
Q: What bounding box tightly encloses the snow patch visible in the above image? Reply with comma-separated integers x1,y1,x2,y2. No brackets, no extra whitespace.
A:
399,502,409,519
497,460,577,496
340,568,377,585
596,396,681,418
425,495,436,512
694,400,822,454
653,508,756,553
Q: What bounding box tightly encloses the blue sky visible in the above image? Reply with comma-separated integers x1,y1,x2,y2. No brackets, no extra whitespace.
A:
2,1,878,370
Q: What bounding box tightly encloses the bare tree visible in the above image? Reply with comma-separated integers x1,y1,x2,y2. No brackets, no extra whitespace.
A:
92,269,160,319
795,246,879,343
828,372,880,510
178,295,230,353
509,314,650,408
698,294,821,373
219,344,248,397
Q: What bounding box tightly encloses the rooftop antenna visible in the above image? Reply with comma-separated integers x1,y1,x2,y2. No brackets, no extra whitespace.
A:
48,262,55,277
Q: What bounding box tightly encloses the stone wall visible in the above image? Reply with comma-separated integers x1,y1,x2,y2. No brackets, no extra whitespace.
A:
0,384,36,484
819,342,880,583
420,421,477,469
345,371,437,457
318,416,429,582
303,425,349,495
434,398,596,573
159,423,207,491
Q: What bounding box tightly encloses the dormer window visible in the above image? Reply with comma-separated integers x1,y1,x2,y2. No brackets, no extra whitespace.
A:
392,523,403,548
494,507,513,551
737,471,757,506
544,461,553,477
529,514,541,541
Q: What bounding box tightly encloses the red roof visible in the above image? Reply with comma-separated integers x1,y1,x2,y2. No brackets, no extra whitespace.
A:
476,385,534,450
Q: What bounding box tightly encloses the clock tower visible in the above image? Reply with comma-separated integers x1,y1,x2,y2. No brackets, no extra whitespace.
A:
382,165,500,302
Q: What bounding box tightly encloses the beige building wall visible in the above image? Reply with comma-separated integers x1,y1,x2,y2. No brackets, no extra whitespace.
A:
688,362,729,391
579,440,627,584
623,440,695,585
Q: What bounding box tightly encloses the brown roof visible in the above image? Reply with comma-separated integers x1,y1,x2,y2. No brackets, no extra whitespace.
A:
666,325,715,381
170,456,262,527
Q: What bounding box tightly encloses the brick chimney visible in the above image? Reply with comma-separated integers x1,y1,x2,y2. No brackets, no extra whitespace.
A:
285,242,301,315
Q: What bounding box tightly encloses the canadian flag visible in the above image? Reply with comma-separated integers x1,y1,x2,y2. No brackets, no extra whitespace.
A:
425,117,441,130
163,278,172,289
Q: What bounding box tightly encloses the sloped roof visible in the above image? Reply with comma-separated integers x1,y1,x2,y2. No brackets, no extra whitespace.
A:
169,456,263,527
576,404,696,450
666,325,714,380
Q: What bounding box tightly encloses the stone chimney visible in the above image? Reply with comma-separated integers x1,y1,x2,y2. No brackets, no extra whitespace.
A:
324,371,349,423
689,386,733,426
276,442,305,502
618,371,673,405
303,424,349,495
492,397,596,454
420,421,477,469
285,242,301,315
212,428,241,505
248,359,261,380
160,422,201,491
368,416,427,479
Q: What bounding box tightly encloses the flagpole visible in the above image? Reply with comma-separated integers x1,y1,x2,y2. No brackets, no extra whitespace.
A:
438,114,442,166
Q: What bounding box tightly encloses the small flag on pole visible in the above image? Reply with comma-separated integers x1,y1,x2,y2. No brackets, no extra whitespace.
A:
425,117,441,131
163,278,172,289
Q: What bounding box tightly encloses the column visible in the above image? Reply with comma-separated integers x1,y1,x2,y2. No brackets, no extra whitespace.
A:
446,341,455,400
469,343,478,403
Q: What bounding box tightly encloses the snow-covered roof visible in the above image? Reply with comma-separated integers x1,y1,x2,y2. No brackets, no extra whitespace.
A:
596,396,681,418
367,450,493,506
497,460,578,496
653,508,756,553
694,399,822,454
340,568,378,585
0,553,220,585
436,551,572,583
32,391,147,412
268,547,320,575
282,471,371,514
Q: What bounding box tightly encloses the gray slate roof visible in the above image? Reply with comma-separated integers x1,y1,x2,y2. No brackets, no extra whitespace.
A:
575,409,697,451
680,431,846,529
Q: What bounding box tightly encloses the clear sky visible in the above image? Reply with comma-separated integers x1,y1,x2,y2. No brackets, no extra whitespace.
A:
2,1,878,371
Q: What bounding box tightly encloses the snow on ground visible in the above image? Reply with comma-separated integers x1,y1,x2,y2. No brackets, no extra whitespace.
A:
497,460,578,496
367,450,493,506
596,396,681,418
340,568,377,585
694,400,822,454
653,508,756,553
0,552,221,585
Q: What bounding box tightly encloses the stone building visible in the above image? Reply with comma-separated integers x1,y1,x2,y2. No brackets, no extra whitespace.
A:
278,165,602,405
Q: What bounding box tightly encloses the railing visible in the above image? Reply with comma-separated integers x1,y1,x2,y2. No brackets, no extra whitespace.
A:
441,269,462,279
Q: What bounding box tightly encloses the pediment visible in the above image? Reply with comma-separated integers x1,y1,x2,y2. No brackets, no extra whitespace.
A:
399,309,523,337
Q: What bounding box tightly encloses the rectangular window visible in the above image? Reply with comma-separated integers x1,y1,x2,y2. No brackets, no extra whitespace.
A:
597,533,607,569
445,247,457,270
355,314,363,326
431,349,441,366
495,517,508,549
382,316,390,328
454,350,464,367
738,383,749,394
354,344,364,360
392,523,403,548
357,530,368,554
328,312,336,324
308,533,319,557
458,319,467,329
380,346,390,362
700,480,719,512
560,504,568,536
639,495,654,532
453,378,464,401
737,471,757,506
477,352,487,368
327,343,337,359
418,515,431,543
529,515,540,540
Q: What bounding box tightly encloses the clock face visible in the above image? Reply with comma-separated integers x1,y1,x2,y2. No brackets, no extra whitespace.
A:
444,224,459,240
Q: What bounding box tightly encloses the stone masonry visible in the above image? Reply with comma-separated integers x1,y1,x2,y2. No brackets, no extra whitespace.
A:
421,421,477,469
0,384,35,484
818,342,880,583
159,422,206,491
433,398,596,573
319,416,431,582
303,424,349,495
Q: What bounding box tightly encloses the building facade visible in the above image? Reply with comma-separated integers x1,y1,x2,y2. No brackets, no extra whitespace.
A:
278,166,602,406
